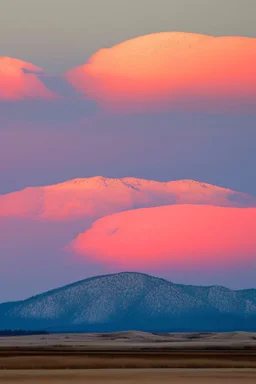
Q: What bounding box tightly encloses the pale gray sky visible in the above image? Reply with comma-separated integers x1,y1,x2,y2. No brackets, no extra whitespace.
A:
0,0,256,72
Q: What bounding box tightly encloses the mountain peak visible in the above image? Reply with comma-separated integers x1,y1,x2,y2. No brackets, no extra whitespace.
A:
1,272,255,332
0,177,255,221
55,177,230,191
57,176,116,188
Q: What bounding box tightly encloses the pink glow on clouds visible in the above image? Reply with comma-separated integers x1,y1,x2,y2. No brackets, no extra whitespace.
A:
69,205,256,269
0,57,57,100
65,32,256,112
0,177,255,221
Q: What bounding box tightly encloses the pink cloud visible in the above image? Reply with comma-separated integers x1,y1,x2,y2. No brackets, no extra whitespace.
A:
69,204,256,269
0,57,57,100
65,32,256,113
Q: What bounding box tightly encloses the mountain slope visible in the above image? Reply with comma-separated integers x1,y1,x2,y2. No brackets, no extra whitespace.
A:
1,272,256,332
0,177,255,221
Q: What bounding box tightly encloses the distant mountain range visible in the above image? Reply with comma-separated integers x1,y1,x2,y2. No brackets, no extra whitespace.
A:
1,272,255,332
1,177,255,221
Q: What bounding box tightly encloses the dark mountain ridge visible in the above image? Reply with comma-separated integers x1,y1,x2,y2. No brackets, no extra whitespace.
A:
1,272,255,332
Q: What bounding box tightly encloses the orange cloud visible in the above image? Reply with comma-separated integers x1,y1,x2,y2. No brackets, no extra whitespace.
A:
65,32,256,112
0,57,57,100
69,205,256,269
0,177,255,221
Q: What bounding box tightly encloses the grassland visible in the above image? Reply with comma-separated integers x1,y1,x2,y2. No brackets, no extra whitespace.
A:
0,369,256,384
0,331,255,369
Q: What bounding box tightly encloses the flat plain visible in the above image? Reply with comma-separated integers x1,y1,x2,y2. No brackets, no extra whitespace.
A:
0,332,256,383
0,369,256,384
1,330,256,350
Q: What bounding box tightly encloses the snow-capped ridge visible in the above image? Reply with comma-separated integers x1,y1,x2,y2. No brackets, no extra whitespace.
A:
58,177,230,191
0,176,255,221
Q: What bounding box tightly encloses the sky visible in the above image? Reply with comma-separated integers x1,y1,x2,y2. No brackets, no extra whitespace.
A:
1,0,256,72
0,0,256,300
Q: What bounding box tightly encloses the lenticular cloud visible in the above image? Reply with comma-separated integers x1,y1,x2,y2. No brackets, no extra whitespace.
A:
69,204,256,269
65,32,256,112
0,57,57,100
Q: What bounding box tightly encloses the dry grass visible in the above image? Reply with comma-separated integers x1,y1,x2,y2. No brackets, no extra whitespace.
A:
1,369,256,384
0,332,256,371
0,350,256,369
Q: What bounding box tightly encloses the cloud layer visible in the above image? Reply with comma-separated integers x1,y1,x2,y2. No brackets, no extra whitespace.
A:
69,204,256,269
0,57,57,100
2,32,256,112
65,32,256,112
0,177,255,300
0,32,256,299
